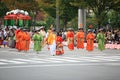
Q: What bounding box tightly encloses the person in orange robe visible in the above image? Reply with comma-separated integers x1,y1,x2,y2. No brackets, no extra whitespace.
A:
22,29,31,52
76,28,85,49
66,28,74,50
86,29,95,51
47,28,57,56
15,28,24,52
15,29,20,49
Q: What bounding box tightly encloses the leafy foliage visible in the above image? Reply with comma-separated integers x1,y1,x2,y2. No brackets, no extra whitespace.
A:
1,0,39,11
0,1,9,17
60,0,78,28
70,0,120,28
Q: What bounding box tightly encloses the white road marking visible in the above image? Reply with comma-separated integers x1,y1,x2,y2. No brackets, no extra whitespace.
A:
13,59,45,63
48,57,82,62
93,56,120,61
62,57,100,62
0,55,120,65
0,62,7,65
0,59,26,64
31,58,62,63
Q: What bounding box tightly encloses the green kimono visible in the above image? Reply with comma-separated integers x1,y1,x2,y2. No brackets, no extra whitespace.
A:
97,32,105,51
32,33,43,52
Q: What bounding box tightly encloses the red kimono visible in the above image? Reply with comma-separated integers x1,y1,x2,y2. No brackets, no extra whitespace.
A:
66,31,74,50
86,32,95,51
56,36,64,55
76,31,85,49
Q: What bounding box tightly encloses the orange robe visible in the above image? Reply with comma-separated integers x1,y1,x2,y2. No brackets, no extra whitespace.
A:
15,29,20,49
47,32,56,45
47,31,57,55
76,31,85,49
86,33,95,51
16,31,24,51
22,32,30,51
66,31,74,50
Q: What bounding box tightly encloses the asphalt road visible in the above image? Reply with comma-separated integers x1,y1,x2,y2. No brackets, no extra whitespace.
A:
0,64,120,80
0,46,120,80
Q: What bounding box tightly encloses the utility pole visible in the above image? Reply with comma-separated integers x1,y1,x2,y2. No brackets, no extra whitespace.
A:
56,0,60,32
78,8,86,33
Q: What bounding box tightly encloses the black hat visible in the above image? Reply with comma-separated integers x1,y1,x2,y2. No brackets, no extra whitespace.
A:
23,29,28,31
35,29,39,32
79,28,83,30
19,27,23,30
88,29,93,32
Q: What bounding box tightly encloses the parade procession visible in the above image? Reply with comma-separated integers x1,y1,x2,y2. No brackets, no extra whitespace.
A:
0,23,120,56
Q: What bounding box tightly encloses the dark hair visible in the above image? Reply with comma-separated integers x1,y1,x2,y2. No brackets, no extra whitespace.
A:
57,32,62,36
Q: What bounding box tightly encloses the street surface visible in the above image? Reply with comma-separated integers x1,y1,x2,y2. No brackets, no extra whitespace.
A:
0,45,120,80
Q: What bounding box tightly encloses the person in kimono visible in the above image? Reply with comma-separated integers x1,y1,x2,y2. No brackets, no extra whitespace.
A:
56,32,64,55
66,28,74,50
0,28,3,48
97,29,105,51
3,28,9,48
8,28,16,48
86,29,95,51
22,29,31,52
47,28,56,56
76,28,85,49
39,26,46,48
15,28,24,52
32,30,43,54
15,28,21,49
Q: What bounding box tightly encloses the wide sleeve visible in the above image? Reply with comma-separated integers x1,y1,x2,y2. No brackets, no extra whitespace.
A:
39,34,43,41
32,34,37,41
96,33,100,40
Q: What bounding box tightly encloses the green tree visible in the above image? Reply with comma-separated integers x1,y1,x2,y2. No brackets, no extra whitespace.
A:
2,0,39,11
86,0,120,28
37,0,78,30
0,1,9,17
108,10,120,28
37,0,56,18
60,0,78,30
71,0,120,29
